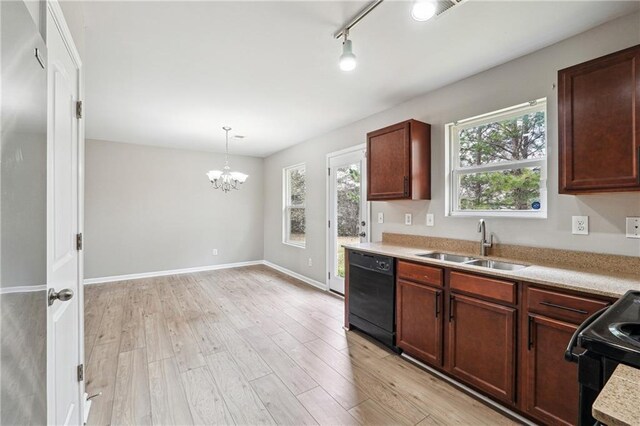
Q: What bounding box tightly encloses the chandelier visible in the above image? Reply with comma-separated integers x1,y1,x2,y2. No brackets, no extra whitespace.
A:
206,126,248,192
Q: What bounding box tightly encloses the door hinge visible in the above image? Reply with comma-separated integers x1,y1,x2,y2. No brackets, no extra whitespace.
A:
328,168,331,176
76,233,83,251
77,364,84,382
76,100,83,119
328,272,331,279
328,220,330,228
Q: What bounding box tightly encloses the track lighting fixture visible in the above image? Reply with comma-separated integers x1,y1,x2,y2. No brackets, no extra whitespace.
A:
339,31,357,72
334,0,451,72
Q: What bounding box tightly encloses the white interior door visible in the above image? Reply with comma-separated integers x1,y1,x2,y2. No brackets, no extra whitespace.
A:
328,147,368,294
46,5,83,425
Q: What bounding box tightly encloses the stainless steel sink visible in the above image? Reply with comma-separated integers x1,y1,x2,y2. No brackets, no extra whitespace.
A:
416,252,477,263
465,259,528,271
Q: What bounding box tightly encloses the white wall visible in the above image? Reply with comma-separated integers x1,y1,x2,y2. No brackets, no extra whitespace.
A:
58,0,85,58
263,12,640,284
85,139,264,279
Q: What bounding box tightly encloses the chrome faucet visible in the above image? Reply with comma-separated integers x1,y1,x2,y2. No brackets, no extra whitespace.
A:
477,219,493,257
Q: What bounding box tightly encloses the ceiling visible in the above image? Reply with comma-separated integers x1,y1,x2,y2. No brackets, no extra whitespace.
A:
83,1,639,157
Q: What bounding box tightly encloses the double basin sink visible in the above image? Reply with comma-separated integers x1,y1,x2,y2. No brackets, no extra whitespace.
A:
416,252,528,271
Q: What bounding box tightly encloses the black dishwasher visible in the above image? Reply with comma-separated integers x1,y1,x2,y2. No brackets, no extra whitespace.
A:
348,250,396,348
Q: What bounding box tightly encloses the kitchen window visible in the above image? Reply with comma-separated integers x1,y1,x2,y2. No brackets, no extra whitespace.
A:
445,99,547,218
283,163,306,247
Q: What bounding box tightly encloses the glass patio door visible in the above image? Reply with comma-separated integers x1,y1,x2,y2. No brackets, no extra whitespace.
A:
328,147,368,294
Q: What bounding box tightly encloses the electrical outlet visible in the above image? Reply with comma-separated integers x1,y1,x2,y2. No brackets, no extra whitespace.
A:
378,212,384,224
426,214,434,227
405,213,412,225
572,216,589,235
626,217,640,239
212,249,218,255
308,257,313,267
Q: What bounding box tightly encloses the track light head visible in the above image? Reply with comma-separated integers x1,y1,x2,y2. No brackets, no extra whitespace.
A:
411,0,437,21
339,35,357,72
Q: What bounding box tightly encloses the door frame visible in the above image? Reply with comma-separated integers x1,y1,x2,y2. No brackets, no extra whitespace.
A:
46,0,85,424
325,144,370,293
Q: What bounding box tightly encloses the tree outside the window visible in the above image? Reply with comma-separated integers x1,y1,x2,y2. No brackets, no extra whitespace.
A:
336,165,360,277
288,168,305,241
458,111,545,211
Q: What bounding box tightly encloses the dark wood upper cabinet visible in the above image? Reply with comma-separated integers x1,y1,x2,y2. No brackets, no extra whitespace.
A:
558,44,640,194
367,119,431,200
396,279,443,366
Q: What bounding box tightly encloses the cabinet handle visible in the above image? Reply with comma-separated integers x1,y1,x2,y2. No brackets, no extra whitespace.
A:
539,301,588,315
448,295,454,322
528,315,534,350
403,176,409,196
435,291,441,318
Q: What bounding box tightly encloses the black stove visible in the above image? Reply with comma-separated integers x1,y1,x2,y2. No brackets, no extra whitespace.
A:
565,290,640,425
579,290,640,367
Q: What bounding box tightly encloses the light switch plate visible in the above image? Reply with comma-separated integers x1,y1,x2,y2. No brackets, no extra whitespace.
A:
212,249,218,255
377,212,384,224
626,217,640,238
572,216,589,235
426,214,434,227
405,213,412,226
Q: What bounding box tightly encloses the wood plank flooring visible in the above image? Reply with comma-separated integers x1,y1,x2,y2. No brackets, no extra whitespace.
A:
85,265,516,426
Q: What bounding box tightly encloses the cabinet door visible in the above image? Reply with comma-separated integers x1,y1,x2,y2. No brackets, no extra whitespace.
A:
396,279,443,366
367,122,410,200
448,294,516,404
559,45,640,193
524,314,578,426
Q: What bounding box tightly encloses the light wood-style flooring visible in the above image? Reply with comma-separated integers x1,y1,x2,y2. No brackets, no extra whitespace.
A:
84,265,515,425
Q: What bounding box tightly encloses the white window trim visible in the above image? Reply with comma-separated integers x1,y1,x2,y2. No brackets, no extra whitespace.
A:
445,98,548,219
283,163,306,248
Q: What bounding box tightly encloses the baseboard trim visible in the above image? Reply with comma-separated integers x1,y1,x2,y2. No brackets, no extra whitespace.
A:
262,261,328,291
83,260,264,285
0,284,47,295
83,260,329,291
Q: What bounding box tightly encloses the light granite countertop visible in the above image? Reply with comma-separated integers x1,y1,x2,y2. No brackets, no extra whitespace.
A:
593,364,640,426
343,242,640,298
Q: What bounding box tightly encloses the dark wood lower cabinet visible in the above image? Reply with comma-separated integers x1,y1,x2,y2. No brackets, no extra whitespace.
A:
383,263,616,424
524,314,579,425
396,279,443,366
448,294,517,404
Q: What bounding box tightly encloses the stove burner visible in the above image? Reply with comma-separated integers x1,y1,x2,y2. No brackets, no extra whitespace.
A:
609,322,640,347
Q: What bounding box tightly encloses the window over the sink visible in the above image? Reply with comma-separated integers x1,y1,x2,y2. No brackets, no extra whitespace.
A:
283,163,306,247
445,98,547,218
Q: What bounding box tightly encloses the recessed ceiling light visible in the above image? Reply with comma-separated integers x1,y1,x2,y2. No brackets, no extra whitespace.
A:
411,0,437,21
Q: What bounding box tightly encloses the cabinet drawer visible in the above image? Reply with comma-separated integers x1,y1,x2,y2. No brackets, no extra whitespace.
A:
397,261,443,287
526,287,609,324
450,272,516,304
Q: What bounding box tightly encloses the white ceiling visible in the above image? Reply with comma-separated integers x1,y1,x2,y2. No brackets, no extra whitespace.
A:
83,1,639,157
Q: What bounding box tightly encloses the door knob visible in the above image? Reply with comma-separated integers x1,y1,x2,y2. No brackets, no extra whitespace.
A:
48,288,74,306
361,221,366,226
359,232,366,238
